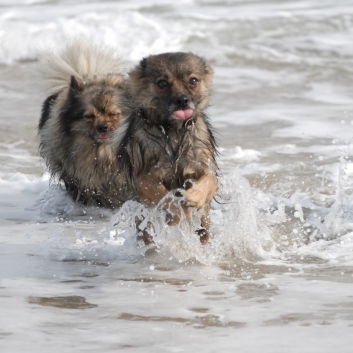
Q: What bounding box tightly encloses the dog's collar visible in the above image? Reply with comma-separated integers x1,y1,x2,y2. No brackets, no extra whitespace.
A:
137,109,196,133
183,117,196,131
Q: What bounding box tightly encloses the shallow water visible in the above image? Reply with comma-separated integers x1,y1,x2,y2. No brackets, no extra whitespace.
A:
1,0,353,352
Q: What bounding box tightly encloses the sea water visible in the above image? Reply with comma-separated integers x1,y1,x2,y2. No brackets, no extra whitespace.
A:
1,0,353,352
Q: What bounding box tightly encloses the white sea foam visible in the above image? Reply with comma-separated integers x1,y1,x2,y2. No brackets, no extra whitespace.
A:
22,160,353,267
2,1,353,351
0,3,188,64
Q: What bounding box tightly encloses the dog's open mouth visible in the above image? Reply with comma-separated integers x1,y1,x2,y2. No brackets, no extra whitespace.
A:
96,133,110,142
173,109,194,120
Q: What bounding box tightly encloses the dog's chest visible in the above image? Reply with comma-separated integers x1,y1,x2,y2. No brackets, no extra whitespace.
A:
71,142,118,187
146,131,208,189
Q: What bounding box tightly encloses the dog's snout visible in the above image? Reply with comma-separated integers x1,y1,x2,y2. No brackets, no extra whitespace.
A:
175,94,189,107
96,123,109,133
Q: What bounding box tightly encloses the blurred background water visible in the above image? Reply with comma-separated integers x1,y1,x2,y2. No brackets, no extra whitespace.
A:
1,1,353,352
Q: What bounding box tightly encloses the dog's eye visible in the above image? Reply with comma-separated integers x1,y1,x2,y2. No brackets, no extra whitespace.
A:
110,113,121,119
189,78,199,87
157,80,169,89
83,114,95,120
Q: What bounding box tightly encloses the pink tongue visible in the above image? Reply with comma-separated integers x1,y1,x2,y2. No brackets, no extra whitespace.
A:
98,134,109,139
173,109,193,120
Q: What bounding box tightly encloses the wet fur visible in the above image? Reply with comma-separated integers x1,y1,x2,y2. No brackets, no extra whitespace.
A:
119,52,218,243
38,40,132,208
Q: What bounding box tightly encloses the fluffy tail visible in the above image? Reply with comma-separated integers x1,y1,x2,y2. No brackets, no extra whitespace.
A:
38,38,125,94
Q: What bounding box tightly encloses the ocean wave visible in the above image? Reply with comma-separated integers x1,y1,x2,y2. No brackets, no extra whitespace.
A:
1,0,353,66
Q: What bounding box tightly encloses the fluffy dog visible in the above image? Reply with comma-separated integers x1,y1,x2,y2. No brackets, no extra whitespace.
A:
119,52,218,244
38,40,131,208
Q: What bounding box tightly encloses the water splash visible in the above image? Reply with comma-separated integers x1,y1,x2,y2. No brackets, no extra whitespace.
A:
109,171,273,264
32,146,353,266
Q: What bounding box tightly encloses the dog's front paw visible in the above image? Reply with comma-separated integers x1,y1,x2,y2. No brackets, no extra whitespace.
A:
184,186,207,208
196,226,210,245
173,188,185,198
184,174,218,209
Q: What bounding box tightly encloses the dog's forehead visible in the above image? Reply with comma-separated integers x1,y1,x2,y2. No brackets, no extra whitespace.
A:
146,53,206,78
83,89,122,112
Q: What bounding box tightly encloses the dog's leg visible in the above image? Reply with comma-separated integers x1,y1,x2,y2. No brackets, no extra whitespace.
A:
138,174,169,206
135,217,154,245
162,198,190,226
184,174,217,244
137,174,217,245
137,175,183,244
196,203,211,244
138,174,186,224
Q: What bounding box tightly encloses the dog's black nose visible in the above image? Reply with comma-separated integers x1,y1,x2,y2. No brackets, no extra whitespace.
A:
175,94,189,107
96,124,109,133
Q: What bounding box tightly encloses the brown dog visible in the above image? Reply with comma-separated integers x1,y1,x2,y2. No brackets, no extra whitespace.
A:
118,52,218,244
38,40,132,208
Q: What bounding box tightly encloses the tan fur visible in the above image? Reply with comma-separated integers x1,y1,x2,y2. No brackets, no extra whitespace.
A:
120,52,218,244
38,40,132,208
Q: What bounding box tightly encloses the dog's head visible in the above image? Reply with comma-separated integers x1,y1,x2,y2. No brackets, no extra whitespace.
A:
128,52,213,127
61,75,128,144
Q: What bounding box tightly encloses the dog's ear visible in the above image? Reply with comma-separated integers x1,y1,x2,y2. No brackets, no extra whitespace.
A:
203,61,214,78
137,57,148,78
69,76,84,95
202,60,214,88
140,58,147,70
128,57,148,96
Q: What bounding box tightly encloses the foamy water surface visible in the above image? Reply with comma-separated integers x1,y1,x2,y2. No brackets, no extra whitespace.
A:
1,0,353,352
